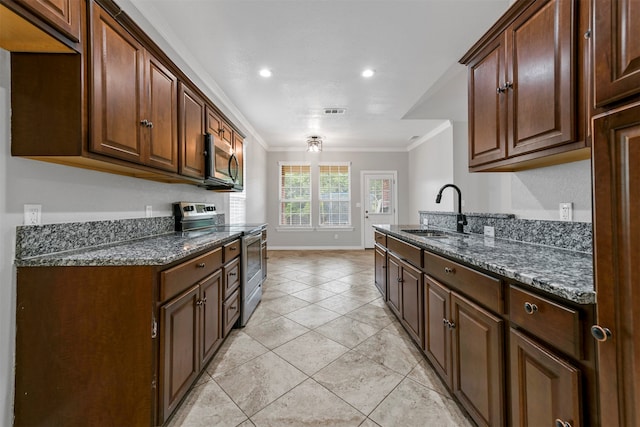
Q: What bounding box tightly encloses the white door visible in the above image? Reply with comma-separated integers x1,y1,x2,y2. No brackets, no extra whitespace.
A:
362,171,397,248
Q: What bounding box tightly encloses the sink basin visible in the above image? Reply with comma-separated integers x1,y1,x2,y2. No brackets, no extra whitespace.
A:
401,229,448,238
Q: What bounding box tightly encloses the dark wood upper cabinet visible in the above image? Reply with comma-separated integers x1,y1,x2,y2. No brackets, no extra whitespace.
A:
91,3,145,164
147,53,178,172
91,4,178,172
461,0,590,172
592,101,640,427
510,328,581,427
15,0,81,41
179,82,206,179
594,0,640,107
467,33,508,167
506,0,575,156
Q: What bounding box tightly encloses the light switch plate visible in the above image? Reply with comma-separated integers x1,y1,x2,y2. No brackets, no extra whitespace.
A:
145,205,152,218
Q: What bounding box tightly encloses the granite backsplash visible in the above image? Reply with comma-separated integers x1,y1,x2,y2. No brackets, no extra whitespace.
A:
15,214,225,260
418,211,592,254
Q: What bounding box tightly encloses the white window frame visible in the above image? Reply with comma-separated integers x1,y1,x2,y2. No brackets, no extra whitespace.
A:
278,161,312,228
318,162,351,228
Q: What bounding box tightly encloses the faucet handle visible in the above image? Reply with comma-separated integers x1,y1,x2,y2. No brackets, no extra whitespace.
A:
457,214,467,225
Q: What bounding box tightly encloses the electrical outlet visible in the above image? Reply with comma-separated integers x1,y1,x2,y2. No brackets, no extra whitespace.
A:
484,226,495,237
421,217,429,226
24,204,42,225
560,202,573,221
145,205,152,218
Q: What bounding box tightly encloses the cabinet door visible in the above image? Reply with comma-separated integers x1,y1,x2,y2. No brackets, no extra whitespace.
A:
451,292,504,427
200,271,222,366
594,0,640,106
223,288,240,337
179,83,206,179
400,261,423,345
510,328,581,427
374,245,387,299
387,253,402,316
146,53,178,172
507,0,576,156
16,0,81,42
159,284,200,423
233,133,244,190
91,3,145,164
468,33,508,167
424,275,453,388
592,103,640,427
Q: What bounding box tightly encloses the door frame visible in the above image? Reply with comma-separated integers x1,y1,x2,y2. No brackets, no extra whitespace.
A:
360,170,398,248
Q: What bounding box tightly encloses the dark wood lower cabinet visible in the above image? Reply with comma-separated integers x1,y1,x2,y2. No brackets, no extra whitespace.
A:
387,252,423,345
387,254,402,315
424,275,453,387
451,293,504,427
159,284,200,422
510,328,581,427
374,244,387,299
200,271,223,366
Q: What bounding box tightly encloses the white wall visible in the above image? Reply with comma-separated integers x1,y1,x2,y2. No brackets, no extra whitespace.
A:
0,48,268,426
409,120,593,222
266,150,409,248
407,124,455,221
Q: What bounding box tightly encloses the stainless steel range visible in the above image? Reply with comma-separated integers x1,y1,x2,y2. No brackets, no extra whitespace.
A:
173,202,265,327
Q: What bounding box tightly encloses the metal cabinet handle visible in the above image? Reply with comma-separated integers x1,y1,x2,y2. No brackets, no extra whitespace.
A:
202,297,207,304
444,267,455,274
524,302,538,315
442,319,456,329
230,305,237,310
229,272,237,277
591,325,612,342
196,263,206,268
555,419,572,427
397,277,404,283
230,246,238,251
381,265,386,269
584,29,591,39
147,121,154,128
140,119,149,126
196,299,203,306
496,82,513,93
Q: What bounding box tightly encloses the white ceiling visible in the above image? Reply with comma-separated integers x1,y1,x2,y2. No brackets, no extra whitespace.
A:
122,0,509,151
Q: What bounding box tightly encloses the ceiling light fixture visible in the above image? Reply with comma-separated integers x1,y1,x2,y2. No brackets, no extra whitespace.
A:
362,69,375,78
259,68,272,78
307,136,323,152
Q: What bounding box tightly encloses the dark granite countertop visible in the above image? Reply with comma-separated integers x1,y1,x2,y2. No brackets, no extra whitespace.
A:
374,224,595,305
14,230,242,267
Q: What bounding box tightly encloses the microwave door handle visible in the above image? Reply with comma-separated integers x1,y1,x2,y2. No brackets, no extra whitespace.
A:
229,153,239,182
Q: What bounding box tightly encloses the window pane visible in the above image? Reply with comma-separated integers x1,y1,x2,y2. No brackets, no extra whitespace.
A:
279,164,311,226
319,164,350,226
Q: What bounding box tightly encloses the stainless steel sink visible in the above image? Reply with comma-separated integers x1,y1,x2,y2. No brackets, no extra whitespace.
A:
401,229,448,238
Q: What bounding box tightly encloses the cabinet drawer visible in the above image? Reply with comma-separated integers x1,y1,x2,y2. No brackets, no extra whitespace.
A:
509,285,581,359
223,239,241,262
223,257,240,299
387,236,421,268
161,247,222,302
374,231,387,246
424,251,503,314
223,289,240,336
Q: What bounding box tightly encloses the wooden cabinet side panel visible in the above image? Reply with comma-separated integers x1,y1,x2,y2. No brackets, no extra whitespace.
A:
179,82,206,179
592,104,640,426
374,244,387,300
509,328,581,427
233,133,244,189
90,4,145,163
594,0,640,106
452,293,504,427
15,266,155,427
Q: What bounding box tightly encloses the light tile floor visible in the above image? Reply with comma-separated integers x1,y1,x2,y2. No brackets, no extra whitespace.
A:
168,250,474,427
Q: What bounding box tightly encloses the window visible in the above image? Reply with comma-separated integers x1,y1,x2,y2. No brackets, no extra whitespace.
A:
319,162,351,226
279,162,311,226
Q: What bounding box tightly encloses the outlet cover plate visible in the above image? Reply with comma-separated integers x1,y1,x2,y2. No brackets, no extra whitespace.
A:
560,202,573,221
24,204,42,225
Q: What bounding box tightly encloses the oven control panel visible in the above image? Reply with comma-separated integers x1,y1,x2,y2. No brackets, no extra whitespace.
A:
173,202,217,219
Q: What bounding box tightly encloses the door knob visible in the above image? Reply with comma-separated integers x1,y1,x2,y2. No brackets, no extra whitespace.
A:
591,325,612,342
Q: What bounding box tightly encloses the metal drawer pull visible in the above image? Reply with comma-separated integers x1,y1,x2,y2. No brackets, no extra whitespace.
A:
196,299,203,306
196,263,206,268
230,246,238,251
229,272,237,276
442,319,456,329
397,277,404,283
591,325,612,342
230,305,237,310
555,419,572,427
524,302,538,314
444,267,455,274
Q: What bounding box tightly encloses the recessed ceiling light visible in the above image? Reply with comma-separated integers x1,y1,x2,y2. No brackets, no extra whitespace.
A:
362,69,375,78
259,68,272,78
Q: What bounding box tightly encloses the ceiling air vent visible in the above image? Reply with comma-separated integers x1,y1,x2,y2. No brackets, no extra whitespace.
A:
323,108,346,115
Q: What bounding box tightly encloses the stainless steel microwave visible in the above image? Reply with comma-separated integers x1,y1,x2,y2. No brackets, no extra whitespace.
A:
204,132,239,189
